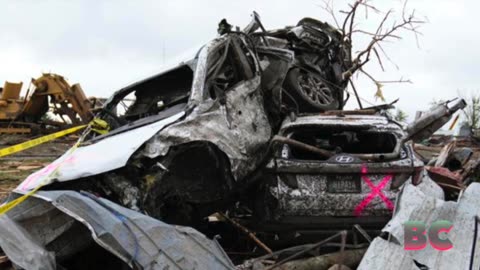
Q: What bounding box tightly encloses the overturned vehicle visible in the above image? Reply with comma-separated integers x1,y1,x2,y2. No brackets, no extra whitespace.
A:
0,11,469,270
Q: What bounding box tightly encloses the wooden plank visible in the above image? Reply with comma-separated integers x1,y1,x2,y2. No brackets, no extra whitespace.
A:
0,255,9,264
0,127,31,134
434,141,456,167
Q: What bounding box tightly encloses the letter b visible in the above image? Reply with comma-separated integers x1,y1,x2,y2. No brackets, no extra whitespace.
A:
404,221,427,250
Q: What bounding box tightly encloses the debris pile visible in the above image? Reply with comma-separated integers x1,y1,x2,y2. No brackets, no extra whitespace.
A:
416,131,480,197
0,11,479,270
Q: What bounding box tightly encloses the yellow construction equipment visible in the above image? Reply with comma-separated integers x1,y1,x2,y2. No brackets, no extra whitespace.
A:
0,73,95,134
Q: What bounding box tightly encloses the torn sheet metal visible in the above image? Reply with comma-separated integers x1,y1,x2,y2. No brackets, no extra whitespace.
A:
0,190,235,270
358,181,480,270
15,112,184,192
143,76,272,181
0,215,56,270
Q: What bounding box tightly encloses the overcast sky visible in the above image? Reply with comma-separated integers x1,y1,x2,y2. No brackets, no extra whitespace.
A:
1,0,478,121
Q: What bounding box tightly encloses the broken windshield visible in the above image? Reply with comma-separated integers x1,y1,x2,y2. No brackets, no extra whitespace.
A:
99,65,193,131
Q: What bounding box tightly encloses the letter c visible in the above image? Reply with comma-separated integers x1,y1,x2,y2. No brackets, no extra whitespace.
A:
428,220,453,251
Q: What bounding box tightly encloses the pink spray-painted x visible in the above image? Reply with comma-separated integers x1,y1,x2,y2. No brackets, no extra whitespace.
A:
354,164,394,216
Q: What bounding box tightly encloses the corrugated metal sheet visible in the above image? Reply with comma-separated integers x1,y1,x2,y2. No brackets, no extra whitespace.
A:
0,191,235,270
358,182,480,270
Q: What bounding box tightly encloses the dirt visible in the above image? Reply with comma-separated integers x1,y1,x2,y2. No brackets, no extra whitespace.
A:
0,134,76,201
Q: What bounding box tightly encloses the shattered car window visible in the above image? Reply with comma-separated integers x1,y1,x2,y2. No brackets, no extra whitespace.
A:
286,128,398,160
101,65,193,131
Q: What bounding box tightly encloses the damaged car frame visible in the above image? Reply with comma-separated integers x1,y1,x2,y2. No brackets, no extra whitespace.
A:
247,99,466,246
0,18,288,269
245,12,352,112
17,32,280,224
252,114,425,244
10,13,353,226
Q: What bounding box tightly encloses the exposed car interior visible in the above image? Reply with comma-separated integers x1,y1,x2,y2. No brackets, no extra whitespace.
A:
206,37,255,101
285,127,398,160
102,65,194,130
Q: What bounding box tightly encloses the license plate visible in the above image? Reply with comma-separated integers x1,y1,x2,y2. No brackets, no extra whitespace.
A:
327,175,361,193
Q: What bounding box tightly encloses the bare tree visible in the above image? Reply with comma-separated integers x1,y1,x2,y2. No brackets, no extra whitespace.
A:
460,92,480,130
321,0,424,103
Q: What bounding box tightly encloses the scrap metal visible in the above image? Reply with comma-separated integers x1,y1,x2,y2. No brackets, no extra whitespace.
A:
0,190,235,270
358,181,480,269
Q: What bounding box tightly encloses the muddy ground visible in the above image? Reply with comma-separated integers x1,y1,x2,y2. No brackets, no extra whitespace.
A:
0,134,76,201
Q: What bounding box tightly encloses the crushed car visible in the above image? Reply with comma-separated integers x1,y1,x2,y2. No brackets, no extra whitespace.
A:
0,13,353,269
6,13,353,226
243,99,466,247
254,114,424,237
15,27,278,226
244,12,352,112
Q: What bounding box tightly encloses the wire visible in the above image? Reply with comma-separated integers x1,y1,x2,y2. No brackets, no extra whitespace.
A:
281,88,299,115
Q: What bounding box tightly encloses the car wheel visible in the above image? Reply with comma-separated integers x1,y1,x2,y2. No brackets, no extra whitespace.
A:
283,68,339,112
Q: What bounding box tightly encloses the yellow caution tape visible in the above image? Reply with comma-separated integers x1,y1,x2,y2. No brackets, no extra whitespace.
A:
0,184,44,214
0,139,83,215
0,118,111,216
0,125,86,158
90,118,110,135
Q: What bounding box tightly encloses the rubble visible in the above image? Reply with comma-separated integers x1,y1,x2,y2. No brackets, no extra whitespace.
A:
415,121,480,198
0,9,479,270
357,181,480,269
277,249,365,270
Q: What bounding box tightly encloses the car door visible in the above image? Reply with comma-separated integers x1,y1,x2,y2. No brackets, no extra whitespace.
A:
204,35,272,178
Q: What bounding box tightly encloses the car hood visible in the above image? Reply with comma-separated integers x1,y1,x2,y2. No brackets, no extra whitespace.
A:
15,112,185,192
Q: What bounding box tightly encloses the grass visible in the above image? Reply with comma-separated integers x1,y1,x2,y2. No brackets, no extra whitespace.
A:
0,158,55,201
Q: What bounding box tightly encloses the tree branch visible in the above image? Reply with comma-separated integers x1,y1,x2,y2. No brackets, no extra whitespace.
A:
341,1,425,81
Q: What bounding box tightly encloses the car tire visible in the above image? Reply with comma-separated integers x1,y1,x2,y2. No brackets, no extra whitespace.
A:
283,68,339,112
